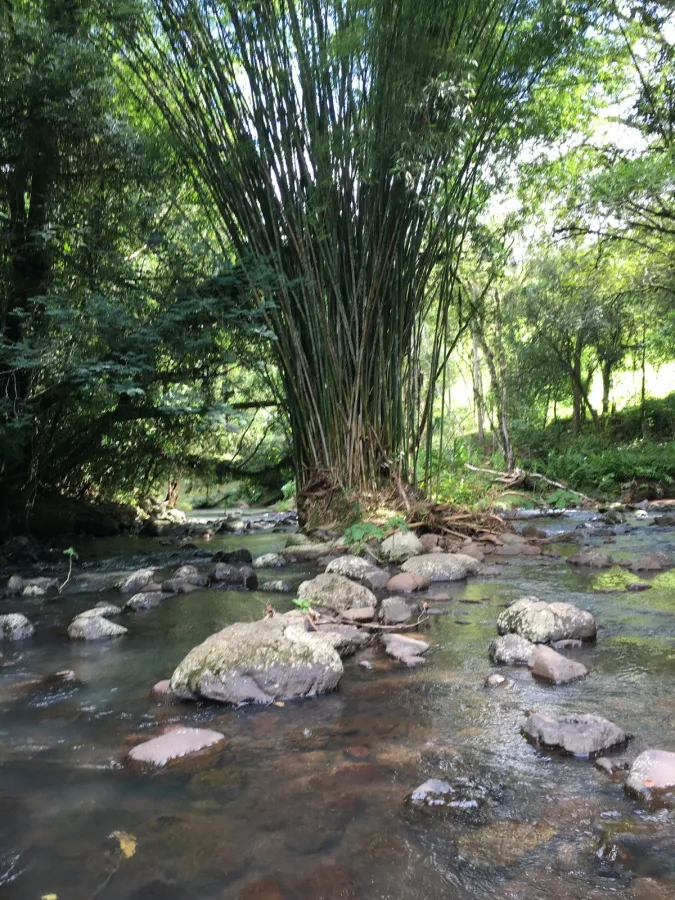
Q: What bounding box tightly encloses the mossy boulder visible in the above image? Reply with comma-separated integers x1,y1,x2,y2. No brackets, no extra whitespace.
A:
170,617,343,704
497,596,596,643
297,572,376,613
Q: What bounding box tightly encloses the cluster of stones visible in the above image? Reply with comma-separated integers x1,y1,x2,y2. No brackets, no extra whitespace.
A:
487,573,675,806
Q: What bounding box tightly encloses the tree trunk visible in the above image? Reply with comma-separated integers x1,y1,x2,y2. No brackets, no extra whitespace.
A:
471,326,485,440
601,360,612,418
166,466,183,508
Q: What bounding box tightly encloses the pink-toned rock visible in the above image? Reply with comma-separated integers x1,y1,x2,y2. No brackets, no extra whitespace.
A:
387,572,430,593
150,679,176,701
127,726,224,767
341,606,376,623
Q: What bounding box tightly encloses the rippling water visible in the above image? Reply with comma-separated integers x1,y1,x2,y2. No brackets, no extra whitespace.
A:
1,511,674,898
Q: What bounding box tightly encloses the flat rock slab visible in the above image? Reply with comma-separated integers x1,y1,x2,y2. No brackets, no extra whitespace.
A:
529,645,589,685
523,712,627,757
401,553,480,582
127,727,225,767
489,633,535,666
625,749,675,801
382,633,430,666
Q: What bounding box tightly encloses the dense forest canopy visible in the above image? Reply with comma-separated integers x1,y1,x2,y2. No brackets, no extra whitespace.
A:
1,0,674,532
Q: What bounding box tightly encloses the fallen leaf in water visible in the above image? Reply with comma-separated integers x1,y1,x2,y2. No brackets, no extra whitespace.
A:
41,894,58,899
273,701,285,707
644,779,655,788
109,830,137,858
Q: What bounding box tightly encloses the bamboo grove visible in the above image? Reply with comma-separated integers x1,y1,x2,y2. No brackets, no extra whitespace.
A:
115,0,593,518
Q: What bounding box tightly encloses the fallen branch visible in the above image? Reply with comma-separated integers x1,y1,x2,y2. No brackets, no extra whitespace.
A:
464,464,595,503
338,614,430,631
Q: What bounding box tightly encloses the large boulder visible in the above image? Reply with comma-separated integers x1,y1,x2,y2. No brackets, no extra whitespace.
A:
127,727,225,767
325,556,389,590
528,645,589,684
523,712,626,757
209,563,258,590
169,617,343,704
380,532,424,563
0,613,34,641
497,597,596,643
625,749,675,801
488,633,535,666
297,573,376,614
400,553,480,582
120,568,157,594
68,615,127,640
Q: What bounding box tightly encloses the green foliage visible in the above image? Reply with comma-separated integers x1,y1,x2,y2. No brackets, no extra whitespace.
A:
292,597,312,613
343,516,410,553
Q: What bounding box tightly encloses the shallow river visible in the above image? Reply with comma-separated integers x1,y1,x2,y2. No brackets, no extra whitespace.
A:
1,511,675,899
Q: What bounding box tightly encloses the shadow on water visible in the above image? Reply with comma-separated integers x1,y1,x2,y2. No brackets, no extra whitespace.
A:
1,508,675,898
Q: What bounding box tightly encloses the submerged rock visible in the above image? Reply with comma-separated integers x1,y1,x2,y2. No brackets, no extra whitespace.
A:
380,532,424,563
400,553,480,582
528,645,589,684
497,596,596,643
120,567,156,594
297,572,376,614
127,726,225,767
595,756,629,777
210,563,258,590
381,633,429,666
0,613,35,641
325,555,389,589
457,820,556,867
150,679,176,701
625,749,675,801
523,712,627,757
68,615,127,640
169,617,343,704
489,633,535,666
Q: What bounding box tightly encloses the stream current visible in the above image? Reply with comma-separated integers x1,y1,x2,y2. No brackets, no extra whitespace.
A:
1,510,675,899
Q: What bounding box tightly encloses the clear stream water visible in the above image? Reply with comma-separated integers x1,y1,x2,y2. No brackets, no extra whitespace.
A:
1,511,675,899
